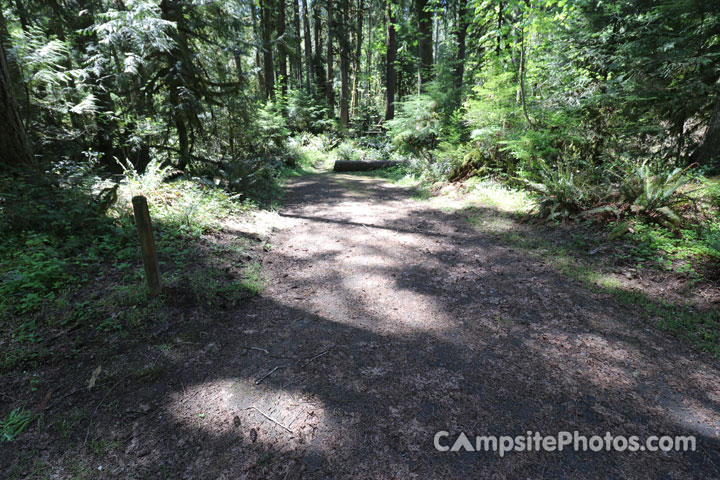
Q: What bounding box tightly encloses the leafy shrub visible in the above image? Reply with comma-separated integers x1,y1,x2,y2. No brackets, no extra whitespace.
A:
0,172,132,315
285,88,333,133
616,161,694,225
520,161,600,219
386,94,440,161
335,141,362,162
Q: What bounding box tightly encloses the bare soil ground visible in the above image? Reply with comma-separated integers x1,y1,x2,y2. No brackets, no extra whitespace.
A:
3,172,720,479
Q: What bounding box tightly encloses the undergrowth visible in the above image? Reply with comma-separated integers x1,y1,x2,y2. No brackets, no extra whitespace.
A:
0,161,264,374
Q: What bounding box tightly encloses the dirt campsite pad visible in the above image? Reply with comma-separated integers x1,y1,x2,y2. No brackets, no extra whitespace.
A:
3,172,720,478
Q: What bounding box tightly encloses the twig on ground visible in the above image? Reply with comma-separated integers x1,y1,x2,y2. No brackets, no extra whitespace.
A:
302,350,330,364
248,346,269,354
255,366,286,385
242,346,294,360
246,406,293,433
300,347,334,367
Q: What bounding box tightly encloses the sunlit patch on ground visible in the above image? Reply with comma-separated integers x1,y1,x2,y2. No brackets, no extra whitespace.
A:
167,378,327,452
430,177,535,214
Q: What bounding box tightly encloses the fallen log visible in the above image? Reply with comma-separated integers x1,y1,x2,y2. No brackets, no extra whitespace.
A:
333,160,401,172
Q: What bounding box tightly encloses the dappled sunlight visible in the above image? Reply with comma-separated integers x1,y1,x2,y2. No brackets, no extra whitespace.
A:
429,178,535,215
468,214,518,232
5,0,719,475
524,331,638,391
656,394,720,439
223,209,292,237
166,377,330,451
686,370,720,405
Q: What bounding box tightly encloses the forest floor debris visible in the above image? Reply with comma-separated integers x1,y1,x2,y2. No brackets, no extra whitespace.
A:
1,172,719,478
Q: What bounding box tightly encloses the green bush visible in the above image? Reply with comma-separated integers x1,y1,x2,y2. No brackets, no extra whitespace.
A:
386,94,440,161
519,161,601,219
616,161,695,225
285,88,333,134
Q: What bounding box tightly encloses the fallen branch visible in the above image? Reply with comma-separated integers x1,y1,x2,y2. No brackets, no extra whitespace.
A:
242,346,294,360
255,366,286,385
333,160,401,172
302,350,330,364
246,406,292,433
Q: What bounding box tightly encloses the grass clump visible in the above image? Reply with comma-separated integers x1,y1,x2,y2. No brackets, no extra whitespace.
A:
1,407,34,442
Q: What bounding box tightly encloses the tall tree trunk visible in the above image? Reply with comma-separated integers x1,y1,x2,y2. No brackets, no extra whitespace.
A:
0,35,32,168
339,0,350,127
251,1,265,96
415,0,432,91
277,0,288,96
364,5,372,104
160,0,198,170
454,0,468,91
384,0,396,121
518,26,533,128
312,0,327,97
175,114,190,171
260,0,275,99
326,0,335,115
497,1,503,57
692,98,720,165
350,0,363,116
233,51,244,85
301,0,313,90
293,0,302,86
13,0,30,31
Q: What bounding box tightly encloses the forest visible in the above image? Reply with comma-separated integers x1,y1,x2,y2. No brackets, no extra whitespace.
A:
1,0,720,478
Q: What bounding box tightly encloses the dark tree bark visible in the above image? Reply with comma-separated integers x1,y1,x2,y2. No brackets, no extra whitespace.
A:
339,0,350,127
0,35,33,168
384,0,397,121
312,0,327,97
301,0,313,90
518,24,533,128
13,0,30,31
260,0,275,98
160,0,195,170
326,0,335,115
692,98,720,166
454,0,469,90
293,0,302,86
497,1,503,57
251,1,265,95
277,0,288,95
350,0,363,116
233,50,244,85
416,0,433,90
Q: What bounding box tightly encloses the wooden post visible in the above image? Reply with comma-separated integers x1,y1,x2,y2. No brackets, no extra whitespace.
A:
131,196,162,296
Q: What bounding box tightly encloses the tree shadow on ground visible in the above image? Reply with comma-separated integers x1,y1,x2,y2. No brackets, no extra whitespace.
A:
3,172,720,479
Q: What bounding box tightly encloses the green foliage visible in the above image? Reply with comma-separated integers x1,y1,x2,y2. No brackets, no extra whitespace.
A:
617,162,694,225
519,161,600,219
1,408,34,442
386,94,440,160
0,173,131,315
285,89,333,133
335,141,363,163
0,162,260,371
